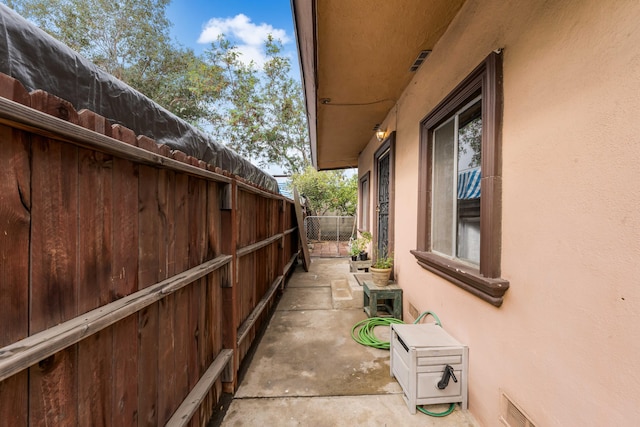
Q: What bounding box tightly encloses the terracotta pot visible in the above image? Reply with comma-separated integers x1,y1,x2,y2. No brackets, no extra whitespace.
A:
370,267,391,286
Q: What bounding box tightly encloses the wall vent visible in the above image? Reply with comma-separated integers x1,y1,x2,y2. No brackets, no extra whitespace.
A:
409,50,431,72
500,393,536,427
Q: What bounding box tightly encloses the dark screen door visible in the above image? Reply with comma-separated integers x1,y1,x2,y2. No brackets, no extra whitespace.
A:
377,149,390,256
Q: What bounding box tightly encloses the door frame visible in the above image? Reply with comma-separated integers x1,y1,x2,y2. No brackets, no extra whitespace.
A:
373,131,396,265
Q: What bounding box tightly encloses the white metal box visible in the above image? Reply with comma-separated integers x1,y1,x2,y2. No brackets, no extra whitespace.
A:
390,323,468,414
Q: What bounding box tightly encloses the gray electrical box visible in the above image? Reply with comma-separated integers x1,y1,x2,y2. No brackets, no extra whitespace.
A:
390,323,468,414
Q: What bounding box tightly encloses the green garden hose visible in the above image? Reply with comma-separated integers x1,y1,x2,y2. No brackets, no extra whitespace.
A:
351,310,456,417
350,316,404,349
412,310,442,326
417,403,456,417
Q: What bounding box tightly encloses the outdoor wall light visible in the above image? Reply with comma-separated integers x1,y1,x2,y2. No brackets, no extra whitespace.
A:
376,128,386,142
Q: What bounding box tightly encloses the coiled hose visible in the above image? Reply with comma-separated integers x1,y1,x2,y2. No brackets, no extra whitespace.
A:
351,310,455,417
350,317,404,349
350,311,442,349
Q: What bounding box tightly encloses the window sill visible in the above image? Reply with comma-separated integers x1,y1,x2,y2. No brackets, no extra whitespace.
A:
410,250,509,307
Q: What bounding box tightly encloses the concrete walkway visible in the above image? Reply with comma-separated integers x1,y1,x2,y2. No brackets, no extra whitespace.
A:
219,258,478,427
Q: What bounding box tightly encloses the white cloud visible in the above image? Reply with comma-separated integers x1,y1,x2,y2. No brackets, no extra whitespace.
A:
197,14,290,66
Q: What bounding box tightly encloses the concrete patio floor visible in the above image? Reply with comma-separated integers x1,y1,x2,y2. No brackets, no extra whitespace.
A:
308,240,350,257
217,258,479,426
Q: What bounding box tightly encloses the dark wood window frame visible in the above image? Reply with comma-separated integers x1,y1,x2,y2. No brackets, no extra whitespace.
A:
411,52,509,307
358,171,371,231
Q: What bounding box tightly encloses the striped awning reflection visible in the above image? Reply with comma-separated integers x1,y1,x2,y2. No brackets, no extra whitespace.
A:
457,167,481,200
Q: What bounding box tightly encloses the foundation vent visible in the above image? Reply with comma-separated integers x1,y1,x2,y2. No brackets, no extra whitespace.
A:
500,393,536,427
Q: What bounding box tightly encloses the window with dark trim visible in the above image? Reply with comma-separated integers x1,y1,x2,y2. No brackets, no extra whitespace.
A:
359,172,370,231
411,51,509,307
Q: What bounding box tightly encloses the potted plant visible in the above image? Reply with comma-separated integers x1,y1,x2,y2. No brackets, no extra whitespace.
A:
348,243,361,261
356,231,372,260
370,248,393,286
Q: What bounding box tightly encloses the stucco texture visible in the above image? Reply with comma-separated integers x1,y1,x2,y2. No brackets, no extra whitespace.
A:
359,0,640,425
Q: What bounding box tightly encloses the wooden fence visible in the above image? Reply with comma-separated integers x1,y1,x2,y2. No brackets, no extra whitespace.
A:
0,73,300,426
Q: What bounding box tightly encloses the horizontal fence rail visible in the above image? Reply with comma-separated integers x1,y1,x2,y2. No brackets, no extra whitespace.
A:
0,256,231,382
0,93,233,184
236,275,284,346
165,349,234,427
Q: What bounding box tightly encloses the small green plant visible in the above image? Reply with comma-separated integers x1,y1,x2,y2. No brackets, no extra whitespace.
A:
355,231,372,253
348,244,361,257
372,248,393,269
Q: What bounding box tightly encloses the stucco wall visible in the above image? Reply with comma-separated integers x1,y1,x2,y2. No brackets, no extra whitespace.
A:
359,0,640,425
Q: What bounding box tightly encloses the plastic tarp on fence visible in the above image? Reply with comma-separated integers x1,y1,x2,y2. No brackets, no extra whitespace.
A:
0,4,278,193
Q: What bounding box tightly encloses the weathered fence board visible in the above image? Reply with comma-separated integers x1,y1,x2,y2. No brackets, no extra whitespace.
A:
77,145,115,426
29,91,80,427
78,149,113,311
109,121,140,427
0,373,27,426
158,292,177,425
29,347,78,426
78,329,112,426
112,315,139,427
174,172,192,405
30,129,79,331
158,167,177,425
139,303,160,426
188,280,201,392
0,75,30,427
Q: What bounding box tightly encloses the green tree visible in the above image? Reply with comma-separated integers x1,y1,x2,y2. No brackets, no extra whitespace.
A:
290,167,357,216
259,36,310,171
205,35,310,173
124,47,226,126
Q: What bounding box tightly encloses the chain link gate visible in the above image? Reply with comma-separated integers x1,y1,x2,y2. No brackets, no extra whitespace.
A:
304,216,355,257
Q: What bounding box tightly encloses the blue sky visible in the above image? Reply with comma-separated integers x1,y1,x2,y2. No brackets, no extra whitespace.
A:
166,0,297,69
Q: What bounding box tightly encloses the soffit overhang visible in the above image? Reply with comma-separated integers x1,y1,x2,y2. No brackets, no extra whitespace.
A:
292,0,465,170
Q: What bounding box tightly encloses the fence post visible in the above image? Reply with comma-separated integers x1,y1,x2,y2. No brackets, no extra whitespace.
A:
280,199,285,279
336,217,340,255
220,180,238,392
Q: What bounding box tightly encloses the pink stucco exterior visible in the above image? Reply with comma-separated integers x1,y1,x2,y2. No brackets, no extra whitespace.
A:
358,0,640,425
